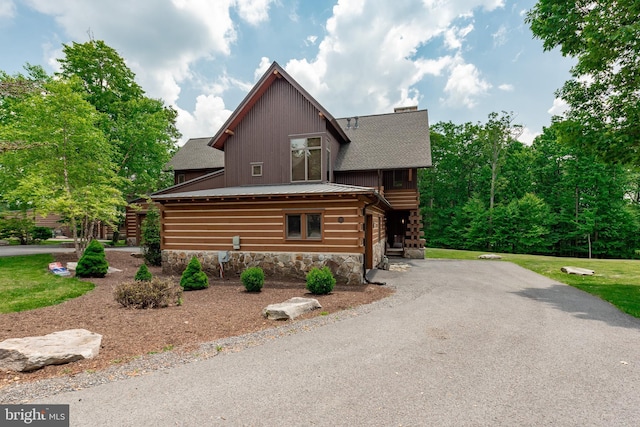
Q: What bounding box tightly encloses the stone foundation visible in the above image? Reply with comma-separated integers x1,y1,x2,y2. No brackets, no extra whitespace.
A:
403,248,425,259
162,250,365,285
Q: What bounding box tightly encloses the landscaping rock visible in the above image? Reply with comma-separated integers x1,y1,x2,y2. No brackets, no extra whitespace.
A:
478,254,502,260
0,329,102,372
0,240,9,246
561,266,595,276
263,297,321,320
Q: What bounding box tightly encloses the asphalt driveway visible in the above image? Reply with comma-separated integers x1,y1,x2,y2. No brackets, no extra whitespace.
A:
30,259,640,426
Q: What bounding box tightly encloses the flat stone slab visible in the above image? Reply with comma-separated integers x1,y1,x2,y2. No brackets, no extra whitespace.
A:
0,329,102,372
263,297,322,320
478,254,502,260
561,266,595,276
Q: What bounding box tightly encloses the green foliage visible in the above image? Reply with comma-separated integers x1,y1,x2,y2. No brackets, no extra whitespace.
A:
114,277,182,309
0,215,35,245
180,256,209,291
241,267,264,292
32,226,52,242
306,266,336,295
0,254,94,313
527,0,640,164
76,239,109,278
141,205,162,266
58,40,180,199
135,263,152,282
0,75,126,256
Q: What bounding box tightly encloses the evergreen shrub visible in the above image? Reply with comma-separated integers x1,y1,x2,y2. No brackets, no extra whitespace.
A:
180,256,209,290
305,266,336,295
241,267,264,292
114,277,183,309
76,239,109,278
135,263,152,281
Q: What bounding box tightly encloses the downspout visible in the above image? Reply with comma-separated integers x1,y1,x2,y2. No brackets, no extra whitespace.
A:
362,190,386,286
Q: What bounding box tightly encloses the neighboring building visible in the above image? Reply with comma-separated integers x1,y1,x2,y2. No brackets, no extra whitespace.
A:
139,61,431,284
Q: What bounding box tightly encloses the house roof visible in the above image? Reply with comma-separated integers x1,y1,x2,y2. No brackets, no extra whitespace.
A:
165,137,224,171
152,182,390,207
334,109,432,171
208,61,349,150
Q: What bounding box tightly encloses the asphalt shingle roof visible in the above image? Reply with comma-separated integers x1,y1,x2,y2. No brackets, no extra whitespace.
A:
334,109,432,171
166,137,224,171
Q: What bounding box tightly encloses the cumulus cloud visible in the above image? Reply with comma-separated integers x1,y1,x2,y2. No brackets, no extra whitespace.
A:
443,59,491,108
518,127,539,146
175,94,232,144
0,0,15,19
498,83,514,91
548,97,569,116
280,0,502,116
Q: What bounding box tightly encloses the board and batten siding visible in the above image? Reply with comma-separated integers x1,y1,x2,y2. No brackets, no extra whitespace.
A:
223,78,331,187
160,197,367,253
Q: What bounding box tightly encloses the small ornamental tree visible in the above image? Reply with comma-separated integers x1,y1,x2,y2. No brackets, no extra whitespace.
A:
135,263,152,281
241,267,264,292
76,239,109,278
306,266,336,295
180,256,209,290
141,205,162,266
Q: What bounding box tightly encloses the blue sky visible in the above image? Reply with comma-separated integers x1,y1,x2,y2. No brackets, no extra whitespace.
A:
0,0,574,145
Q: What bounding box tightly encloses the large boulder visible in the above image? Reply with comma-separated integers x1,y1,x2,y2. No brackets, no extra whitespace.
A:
263,297,321,320
0,329,102,372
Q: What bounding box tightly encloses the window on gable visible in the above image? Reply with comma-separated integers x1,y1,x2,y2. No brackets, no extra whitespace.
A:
177,174,186,184
251,162,263,177
291,137,321,182
286,213,322,240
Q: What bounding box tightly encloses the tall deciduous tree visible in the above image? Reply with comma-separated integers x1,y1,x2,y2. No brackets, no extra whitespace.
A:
527,0,640,164
0,77,125,256
57,40,180,199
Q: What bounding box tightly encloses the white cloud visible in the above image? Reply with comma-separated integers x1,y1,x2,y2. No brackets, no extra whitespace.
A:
443,59,491,108
0,0,15,19
175,94,232,144
305,35,318,46
234,0,274,26
492,25,507,47
518,127,539,146
498,83,514,91
548,97,569,116
278,0,502,116
254,57,272,81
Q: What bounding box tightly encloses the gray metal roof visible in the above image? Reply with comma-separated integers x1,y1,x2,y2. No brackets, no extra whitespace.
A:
165,137,224,171
334,109,432,171
152,182,388,204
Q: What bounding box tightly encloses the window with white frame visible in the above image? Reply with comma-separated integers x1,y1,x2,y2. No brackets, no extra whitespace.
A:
291,137,321,182
251,162,263,177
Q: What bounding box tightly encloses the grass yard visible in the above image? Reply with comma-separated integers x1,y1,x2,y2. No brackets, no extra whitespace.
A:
425,248,640,318
0,254,94,313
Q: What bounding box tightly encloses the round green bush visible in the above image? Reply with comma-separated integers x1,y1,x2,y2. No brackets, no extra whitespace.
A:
305,266,336,295
76,239,109,278
241,267,264,292
135,263,152,281
180,256,209,290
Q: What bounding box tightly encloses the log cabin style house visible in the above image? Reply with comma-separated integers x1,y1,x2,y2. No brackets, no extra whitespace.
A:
130,61,431,284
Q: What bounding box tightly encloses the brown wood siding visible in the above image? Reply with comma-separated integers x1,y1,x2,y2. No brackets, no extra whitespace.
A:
174,168,222,185
223,78,330,187
160,172,225,194
383,168,417,190
160,197,366,253
384,189,419,210
334,171,380,188
365,204,386,247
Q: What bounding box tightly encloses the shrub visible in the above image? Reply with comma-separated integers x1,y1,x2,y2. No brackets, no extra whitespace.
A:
114,277,183,309
135,263,152,281
241,267,264,292
32,226,52,243
180,256,209,290
306,266,336,295
76,239,109,278
141,206,162,266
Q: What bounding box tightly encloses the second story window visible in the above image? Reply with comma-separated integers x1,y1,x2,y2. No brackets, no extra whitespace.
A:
291,137,321,182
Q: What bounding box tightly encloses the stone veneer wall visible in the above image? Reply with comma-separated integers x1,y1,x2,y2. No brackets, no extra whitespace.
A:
162,250,365,285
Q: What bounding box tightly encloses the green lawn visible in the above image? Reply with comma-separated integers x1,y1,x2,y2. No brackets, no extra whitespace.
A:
0,254,94,313
425,248,640,318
